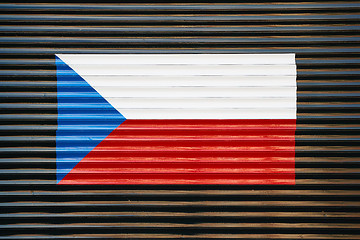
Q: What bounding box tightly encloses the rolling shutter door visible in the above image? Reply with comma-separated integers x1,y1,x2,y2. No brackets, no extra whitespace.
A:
0,1,359,239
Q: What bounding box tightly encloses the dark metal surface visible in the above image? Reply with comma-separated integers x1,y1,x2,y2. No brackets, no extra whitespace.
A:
0,1,360,239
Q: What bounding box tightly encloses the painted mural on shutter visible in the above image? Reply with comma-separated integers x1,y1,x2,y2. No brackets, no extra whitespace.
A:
0,1,359,239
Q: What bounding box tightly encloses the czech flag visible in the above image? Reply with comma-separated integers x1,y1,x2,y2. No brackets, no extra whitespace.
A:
56,54,297,185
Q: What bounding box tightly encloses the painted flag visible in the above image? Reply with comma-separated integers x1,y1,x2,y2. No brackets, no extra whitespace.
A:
56,54,297,185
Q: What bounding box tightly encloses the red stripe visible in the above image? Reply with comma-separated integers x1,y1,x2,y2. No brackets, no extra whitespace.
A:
60,119,296,185
77,139,295,147
119,119,296,126
78,157,294,163
64,162,295,169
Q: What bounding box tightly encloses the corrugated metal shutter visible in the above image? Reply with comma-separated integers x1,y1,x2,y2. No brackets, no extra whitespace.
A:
0,1,359,239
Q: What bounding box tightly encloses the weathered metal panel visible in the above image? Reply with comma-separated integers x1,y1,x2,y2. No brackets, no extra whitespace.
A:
0,1,359,239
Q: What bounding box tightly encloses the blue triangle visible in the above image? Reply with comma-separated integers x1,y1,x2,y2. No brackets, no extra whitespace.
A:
56,56,126,183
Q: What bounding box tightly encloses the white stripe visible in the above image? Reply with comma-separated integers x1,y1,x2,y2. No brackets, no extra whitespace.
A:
57,54,296,65
57,54,297,119
58,64,296,76
91,87,296,98
122,109,295,119
77,75,297,87
106,98,296,109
